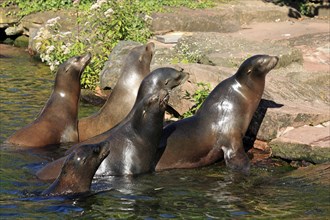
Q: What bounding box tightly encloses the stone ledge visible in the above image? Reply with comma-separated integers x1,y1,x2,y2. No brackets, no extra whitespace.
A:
270,123,330,163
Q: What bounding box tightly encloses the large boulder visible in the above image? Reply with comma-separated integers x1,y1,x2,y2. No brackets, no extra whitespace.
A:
270,122,330,164
150,0,290,33
0,6,20,28
179,32,302,68
99,41,142,89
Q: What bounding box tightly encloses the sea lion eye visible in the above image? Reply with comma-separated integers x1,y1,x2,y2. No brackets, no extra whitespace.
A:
247,69,252,75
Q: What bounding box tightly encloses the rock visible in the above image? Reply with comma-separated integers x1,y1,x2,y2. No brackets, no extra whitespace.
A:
3,38,14,45
317,6,330,18
156,33,183,44
278,32,330,73
283,162,330,185
151,63,230,115
174,32,303,68
20,9,77,34
80,89,108,106
28,26,42,53
151,7,241,33
0,6,20,28
269,122,330,164
99,41,142,89
5,24,24,36
14,35,29,47
249,61,330,141
150,0,289,33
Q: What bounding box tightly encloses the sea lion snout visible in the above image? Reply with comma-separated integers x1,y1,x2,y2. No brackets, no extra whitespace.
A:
260,55,279,72
80,52,92,66
269,56,279,69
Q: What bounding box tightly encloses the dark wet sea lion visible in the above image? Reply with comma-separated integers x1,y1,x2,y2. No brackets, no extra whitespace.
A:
5,53,91,148
42,141,110,196
78,42,155,141
36,67,188,180
156,55,279,173
96,90,170,175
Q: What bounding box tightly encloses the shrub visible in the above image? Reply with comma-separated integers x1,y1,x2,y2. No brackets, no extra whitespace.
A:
2,0,215,89
182,82,211,118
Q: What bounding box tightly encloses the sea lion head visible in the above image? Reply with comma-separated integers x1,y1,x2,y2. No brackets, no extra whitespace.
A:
236,55,278,80
126,42,155,74
56,53,92,82
132,90,169,134
137,67,188,100
60,141,110,190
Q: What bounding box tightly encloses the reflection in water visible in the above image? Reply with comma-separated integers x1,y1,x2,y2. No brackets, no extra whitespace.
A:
0,45,329,219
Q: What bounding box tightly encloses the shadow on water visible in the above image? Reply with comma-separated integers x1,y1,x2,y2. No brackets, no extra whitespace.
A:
1,45,330,219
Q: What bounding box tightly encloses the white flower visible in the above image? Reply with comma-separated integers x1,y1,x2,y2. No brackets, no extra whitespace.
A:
61,31,72,36
90,0,106,10
35,42,42,51
46,45,55,54
104,8,114,18
50,64,55,72
61,45,67,50
63,47,71,55
45,17,61,28
143,14,153,22
40,54,51,63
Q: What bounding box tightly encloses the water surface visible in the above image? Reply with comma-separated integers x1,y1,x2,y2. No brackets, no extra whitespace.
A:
0,45,329,219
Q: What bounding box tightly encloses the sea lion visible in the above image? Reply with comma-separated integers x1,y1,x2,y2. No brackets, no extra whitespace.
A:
78,42,155,141
42,141,110,196
36,67,188,180
155,55,279,173
5,53,91,148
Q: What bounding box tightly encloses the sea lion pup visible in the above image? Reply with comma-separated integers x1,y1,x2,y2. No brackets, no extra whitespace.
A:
36,67,188,180
5,53,91,148
42,141,110,196
78,42,155,141
155,55,279,173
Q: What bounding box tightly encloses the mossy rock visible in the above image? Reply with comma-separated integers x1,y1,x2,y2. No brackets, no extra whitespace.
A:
2,38,14,45
14,35,29,47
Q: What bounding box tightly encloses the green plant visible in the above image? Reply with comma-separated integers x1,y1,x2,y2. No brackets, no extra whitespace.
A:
171,42,204,64
1,0,91,16
182,82,211,118
4,0,215,89
33,0,153,89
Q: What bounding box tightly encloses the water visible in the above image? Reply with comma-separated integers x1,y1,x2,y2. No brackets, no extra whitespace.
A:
0,45,329,219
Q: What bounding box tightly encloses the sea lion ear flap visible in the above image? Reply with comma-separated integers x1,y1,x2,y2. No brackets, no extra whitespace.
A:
146,42,155,52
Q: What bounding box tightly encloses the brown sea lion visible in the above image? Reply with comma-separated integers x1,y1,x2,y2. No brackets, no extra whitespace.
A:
78,42,155,142
41,141,110,196
5,53,91,148
36,67,188,180
155,55,279,173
